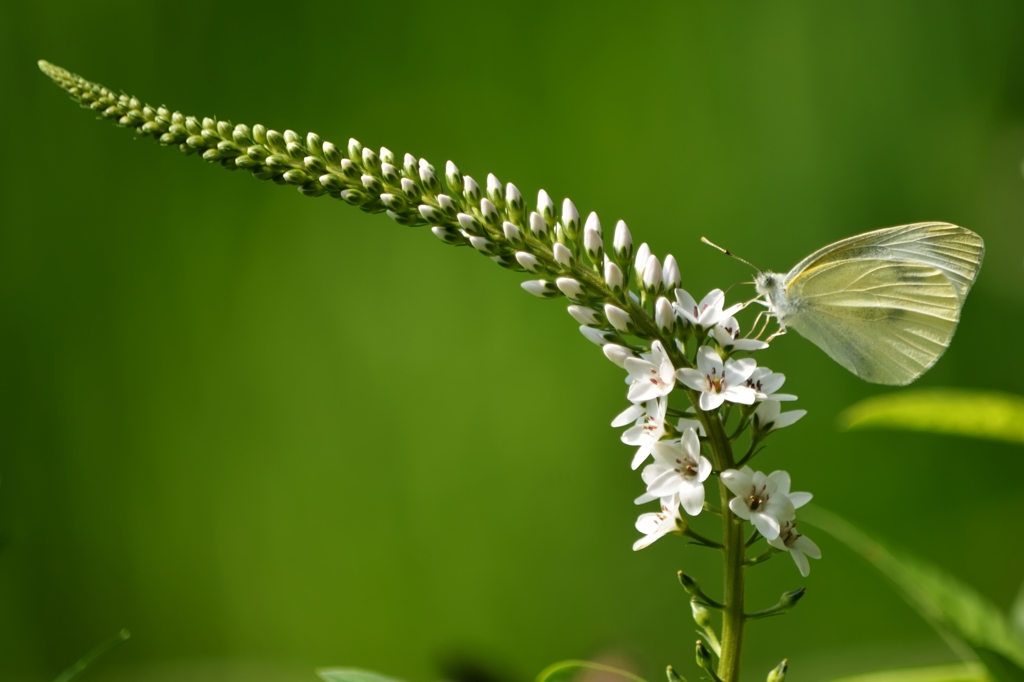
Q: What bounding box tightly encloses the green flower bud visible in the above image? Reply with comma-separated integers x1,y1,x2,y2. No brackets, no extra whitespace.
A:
379,147,395,165
282,169,311,185
322,141,341,164
265,129,286,153
305,132,322,154
252,124,267,145
403,153,418,179
695,641,714,672
297,181,325,197
304,156,326,173
666,666,685,682
285,142,305,160
445,161,463,195
340,188,368,206
339,158,361,180
347,138,363,162
234,155,260,169
767,660,787,682
201,117,216,131
201,148,223,162
284,129,301,145
380,163,400,185
361,147,380,173
216,120,233,139
320,174,345,192
233,124,253,146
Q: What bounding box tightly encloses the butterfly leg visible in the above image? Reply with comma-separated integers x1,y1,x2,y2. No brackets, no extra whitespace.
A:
765,326,788,343
750,310,775,340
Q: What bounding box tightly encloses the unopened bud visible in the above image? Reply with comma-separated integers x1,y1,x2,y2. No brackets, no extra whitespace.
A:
643,254,663,293
445,160,463,194
486,173,504,206
580,326,616,346
361,146,380,172
695,641,714,672
604,304,634,333
690,600,712,629
480,199,500,227
322,141,342,164
603,344,633,368
529,211,549,240
583,226,603,264
251,123,267,144
515,251,543,273
678,572,699,596
506,183,524,216
464,175,481,203
361,174,383,193
567,305,601,327
418,205,439,222
379,147,395,165
431,225,466,245
419,164,439,192
634,243,651,282
521,279,560,298
663,254,681,290
553,243,574,268
437,194,456,216
457,213,483,236
555,277,584,300
400,177,418,199
347,137,362,162
767,660,788,682
655,297,676,335
469,235,498,256
561,198,580,238
380,163,400,184
666,666,685,682
502,221,523,246
781,587,806,608
604,258,624,292
403,153,418,179
537,189,555,223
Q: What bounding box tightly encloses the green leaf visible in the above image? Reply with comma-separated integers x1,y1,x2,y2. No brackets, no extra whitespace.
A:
536,660,649,682
317,669,404,682
802,506,1024,682
1012,580,1024,641
839,389,1024,445
824,663,987,682
52,629,130,682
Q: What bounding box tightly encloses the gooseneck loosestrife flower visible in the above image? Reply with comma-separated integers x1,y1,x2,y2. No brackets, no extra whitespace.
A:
40,60,822,682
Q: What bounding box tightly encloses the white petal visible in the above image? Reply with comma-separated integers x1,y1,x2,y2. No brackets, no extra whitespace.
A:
759,372,786,395
679,482,705,516
680,428,700,458
700,391,725,411
792,549,811,577
635,512,662,535
728,496,752,520
624,357,657,382
647,470,682,497
627,381,662,403
631,442,655,470
720,469,752,497
769,393,799,402
768,470,792,495
612,403,645,427
731,338,770,351
676,368,706,392
634,491,658,505
723,386,756,405
696,456,713,483
772,409,807,430
788,492,813,509
725,357,757,384
752,512,781,540
603,344,634,369
621,424,645,445
696,346,724,375
794,535,822,560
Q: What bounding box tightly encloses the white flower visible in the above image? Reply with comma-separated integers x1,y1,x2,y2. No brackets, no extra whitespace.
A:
676,346,757,411
673,288,743,330
614,397,668,469
753,400,807,432
677,414,706,437
768,522,822,577
746,367,797,401
602,343,634,368
624,340,676,403
633,498,684,551
643,429,712,516
713,316,769,353
720,467,796,540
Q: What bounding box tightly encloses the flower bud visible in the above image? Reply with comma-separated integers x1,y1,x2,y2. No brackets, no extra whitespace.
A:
380,163,400,184
695,641,714,673
361,174,383,193
561,198,580,239
529,211,549,240
431,225,466,245
604,304,633,333
379,147,395,165
506,182,524,216
283,129,301,144
768,660,788,682
583,225,603,264
418,205,439,222
677,572,699,596
537,189,555,224
643,254,663,294
634,243,651,283
437,194,456,216
340,158,361,180
553,243,574,268
464,175,481,203
386,210,419,226
480,199,500,227
555,277,584,300
419,164,440,192
457,212,484,236
361,146,380,173
251,123,266,143
604,258,624,292
690,600,712,629
486,173,504,207
663,254,681,290
403,153,418,179
602,344,633,368
400,177,418,200
666,666,684,682
217,120,233,139
780,587,806,608
321,174,345,192
521,279,560,298
379,193,401,209
502,221,523,246
347,137,362,162
491,255,517,269
655,297,676,335
322,141,342,164
469,235,498,256
567,305,601,326
580,326,615,346
584,211,602,238
445,160,463,194
515,251,543,273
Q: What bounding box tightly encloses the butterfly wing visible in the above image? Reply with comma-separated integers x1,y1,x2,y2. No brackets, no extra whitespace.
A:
783,259,961,385
786,223,984,303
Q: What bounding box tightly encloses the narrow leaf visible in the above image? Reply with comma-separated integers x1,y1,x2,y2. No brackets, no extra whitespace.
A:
53,629,130,682
1012,580,1024,642
536,660,649,682
824,663,987,682
802,506,1024,682
839,389,1024,445
317,669,404,682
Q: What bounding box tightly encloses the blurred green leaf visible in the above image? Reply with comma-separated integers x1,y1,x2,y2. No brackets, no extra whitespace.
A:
839,390,1024,444
824,663,988,682
317,669,404,682
802,506,1024,682
1013,581,1024,641
52,630,130,682
536,660,649,682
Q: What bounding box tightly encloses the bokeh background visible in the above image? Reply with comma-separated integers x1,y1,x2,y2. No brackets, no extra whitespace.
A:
2,2,1023,681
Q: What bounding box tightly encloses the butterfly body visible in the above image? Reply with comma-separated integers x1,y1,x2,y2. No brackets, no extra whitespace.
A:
753,223,984,386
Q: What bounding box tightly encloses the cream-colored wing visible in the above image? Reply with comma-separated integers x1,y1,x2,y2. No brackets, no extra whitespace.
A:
786,223,984,303
783,259,961,385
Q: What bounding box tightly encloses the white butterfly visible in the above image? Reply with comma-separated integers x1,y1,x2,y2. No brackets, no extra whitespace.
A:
751,223,984,386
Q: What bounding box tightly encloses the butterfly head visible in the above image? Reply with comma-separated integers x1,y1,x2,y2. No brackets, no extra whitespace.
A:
754,271,785,309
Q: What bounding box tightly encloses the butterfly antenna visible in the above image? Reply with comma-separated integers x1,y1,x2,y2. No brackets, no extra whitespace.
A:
701,237,762,272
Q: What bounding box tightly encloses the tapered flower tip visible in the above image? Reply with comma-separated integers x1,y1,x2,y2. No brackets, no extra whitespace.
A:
561,198,579,225
506,182,522,204
538,189,555,217
634,243,652,275
446,160,459,175
603,344,634,368
585,211,602,237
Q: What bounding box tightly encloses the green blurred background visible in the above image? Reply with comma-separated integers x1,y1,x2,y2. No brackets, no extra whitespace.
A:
2,2,1023,681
